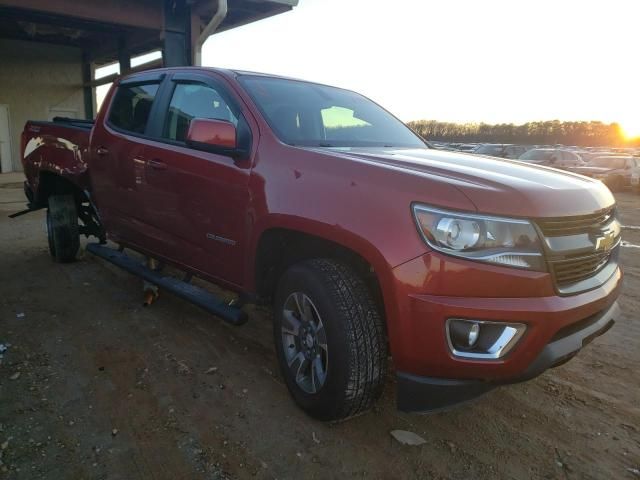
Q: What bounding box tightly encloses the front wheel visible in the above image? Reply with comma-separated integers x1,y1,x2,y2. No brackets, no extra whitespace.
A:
273,259,387,421
46,194,80,263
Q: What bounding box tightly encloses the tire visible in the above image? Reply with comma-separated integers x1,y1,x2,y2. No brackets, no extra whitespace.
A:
273,258,387,421
46,194,80,263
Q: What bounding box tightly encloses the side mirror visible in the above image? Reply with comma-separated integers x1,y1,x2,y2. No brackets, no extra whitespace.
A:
186,118,239,156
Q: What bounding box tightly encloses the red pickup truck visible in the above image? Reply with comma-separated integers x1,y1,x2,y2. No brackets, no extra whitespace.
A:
19,67,622,420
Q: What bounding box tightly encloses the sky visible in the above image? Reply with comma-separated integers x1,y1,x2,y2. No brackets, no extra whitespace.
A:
201,0,639,137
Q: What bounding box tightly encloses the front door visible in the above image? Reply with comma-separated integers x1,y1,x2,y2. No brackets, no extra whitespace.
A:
140,73,252,287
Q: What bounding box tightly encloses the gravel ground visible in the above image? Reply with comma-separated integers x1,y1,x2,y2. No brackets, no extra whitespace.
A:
1,174,639,479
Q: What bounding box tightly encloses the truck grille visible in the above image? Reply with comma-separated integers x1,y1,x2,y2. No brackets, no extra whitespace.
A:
536,207,616,237
550,250,615,287
535,206,620,293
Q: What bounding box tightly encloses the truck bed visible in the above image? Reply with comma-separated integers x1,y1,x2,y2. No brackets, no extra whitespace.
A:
21,117,93,202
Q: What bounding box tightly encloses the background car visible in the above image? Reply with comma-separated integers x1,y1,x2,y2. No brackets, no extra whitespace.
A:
575,150,611,163
570,155,640,192
455,143,478,152
518,148,585,169
473,143,531,159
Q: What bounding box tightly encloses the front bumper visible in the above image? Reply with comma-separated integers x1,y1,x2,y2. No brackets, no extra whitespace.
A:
397,301,619,412
385,248,622,413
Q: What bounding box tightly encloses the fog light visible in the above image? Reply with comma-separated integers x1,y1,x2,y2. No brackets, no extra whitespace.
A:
446,319,526,360
449,320,480,349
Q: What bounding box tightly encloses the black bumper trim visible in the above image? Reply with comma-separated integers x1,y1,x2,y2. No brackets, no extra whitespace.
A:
397,301,619,413
396,373,494,413
517,300,618,382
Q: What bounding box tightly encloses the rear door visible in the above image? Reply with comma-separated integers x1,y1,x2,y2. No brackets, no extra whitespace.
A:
139,72,253,287
90,73,164,246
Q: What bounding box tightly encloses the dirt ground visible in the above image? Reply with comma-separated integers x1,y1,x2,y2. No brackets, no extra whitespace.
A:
1,172,639,480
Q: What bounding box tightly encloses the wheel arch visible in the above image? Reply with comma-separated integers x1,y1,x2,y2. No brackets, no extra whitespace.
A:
35,170,85,207
251,220,396,330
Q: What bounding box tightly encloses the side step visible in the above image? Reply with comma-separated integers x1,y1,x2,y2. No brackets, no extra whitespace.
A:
86,243,248,326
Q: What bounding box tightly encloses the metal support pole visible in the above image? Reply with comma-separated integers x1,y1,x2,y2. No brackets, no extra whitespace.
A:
81,51,94,119
163,0,190,67
118,37,131,74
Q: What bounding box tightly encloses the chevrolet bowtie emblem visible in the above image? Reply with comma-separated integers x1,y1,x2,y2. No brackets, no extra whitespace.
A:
594,230,616,252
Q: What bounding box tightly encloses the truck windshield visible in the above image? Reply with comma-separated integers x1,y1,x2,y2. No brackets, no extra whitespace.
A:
238,75,426,148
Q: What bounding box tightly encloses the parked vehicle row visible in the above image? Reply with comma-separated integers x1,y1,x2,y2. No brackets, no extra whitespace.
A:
473,143,530,159
570,155,640,192
518,148,584,169
431,142,640,193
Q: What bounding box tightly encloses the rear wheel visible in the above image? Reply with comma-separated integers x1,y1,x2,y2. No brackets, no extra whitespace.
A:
46,194,80,263
273,258,387,421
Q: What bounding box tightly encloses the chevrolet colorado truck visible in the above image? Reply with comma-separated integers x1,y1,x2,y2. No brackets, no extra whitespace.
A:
19,67,622,420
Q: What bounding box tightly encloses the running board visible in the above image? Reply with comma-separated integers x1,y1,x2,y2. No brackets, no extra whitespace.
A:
86,243,248,326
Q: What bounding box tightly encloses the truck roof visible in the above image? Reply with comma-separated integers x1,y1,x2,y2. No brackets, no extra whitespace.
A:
118,66,326,88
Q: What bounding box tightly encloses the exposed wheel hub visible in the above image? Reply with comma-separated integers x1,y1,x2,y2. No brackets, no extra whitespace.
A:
305,333,315,349
281,292,329,394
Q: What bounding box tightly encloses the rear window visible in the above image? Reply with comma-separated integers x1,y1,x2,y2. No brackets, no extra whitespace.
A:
108,83,160,134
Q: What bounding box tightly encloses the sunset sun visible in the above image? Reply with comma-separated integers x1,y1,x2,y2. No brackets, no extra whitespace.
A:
621,121,640,140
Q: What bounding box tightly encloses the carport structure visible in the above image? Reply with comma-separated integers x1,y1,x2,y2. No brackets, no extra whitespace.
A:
0,0,298,172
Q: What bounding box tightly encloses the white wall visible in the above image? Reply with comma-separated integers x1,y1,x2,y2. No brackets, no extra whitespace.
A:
0,39,85,172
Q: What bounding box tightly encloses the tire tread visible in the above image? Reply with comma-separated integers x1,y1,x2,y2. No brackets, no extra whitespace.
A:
305,258,387,420
47,194,79,263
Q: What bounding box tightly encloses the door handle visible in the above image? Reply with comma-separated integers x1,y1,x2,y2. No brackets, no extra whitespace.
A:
96,146,109,156
147,159,167,171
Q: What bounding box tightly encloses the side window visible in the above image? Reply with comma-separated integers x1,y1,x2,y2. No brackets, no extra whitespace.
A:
163,83,238,142
108,83,159,134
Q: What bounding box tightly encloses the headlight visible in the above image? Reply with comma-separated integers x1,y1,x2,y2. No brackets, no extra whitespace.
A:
412,204,545,271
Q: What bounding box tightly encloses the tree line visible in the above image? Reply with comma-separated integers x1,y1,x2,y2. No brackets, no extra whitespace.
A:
406,120,640,147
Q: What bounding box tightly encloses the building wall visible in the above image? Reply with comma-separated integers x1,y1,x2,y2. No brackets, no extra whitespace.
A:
0,39,85,172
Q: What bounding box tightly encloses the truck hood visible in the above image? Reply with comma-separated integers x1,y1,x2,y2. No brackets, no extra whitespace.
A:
314,147,614,218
